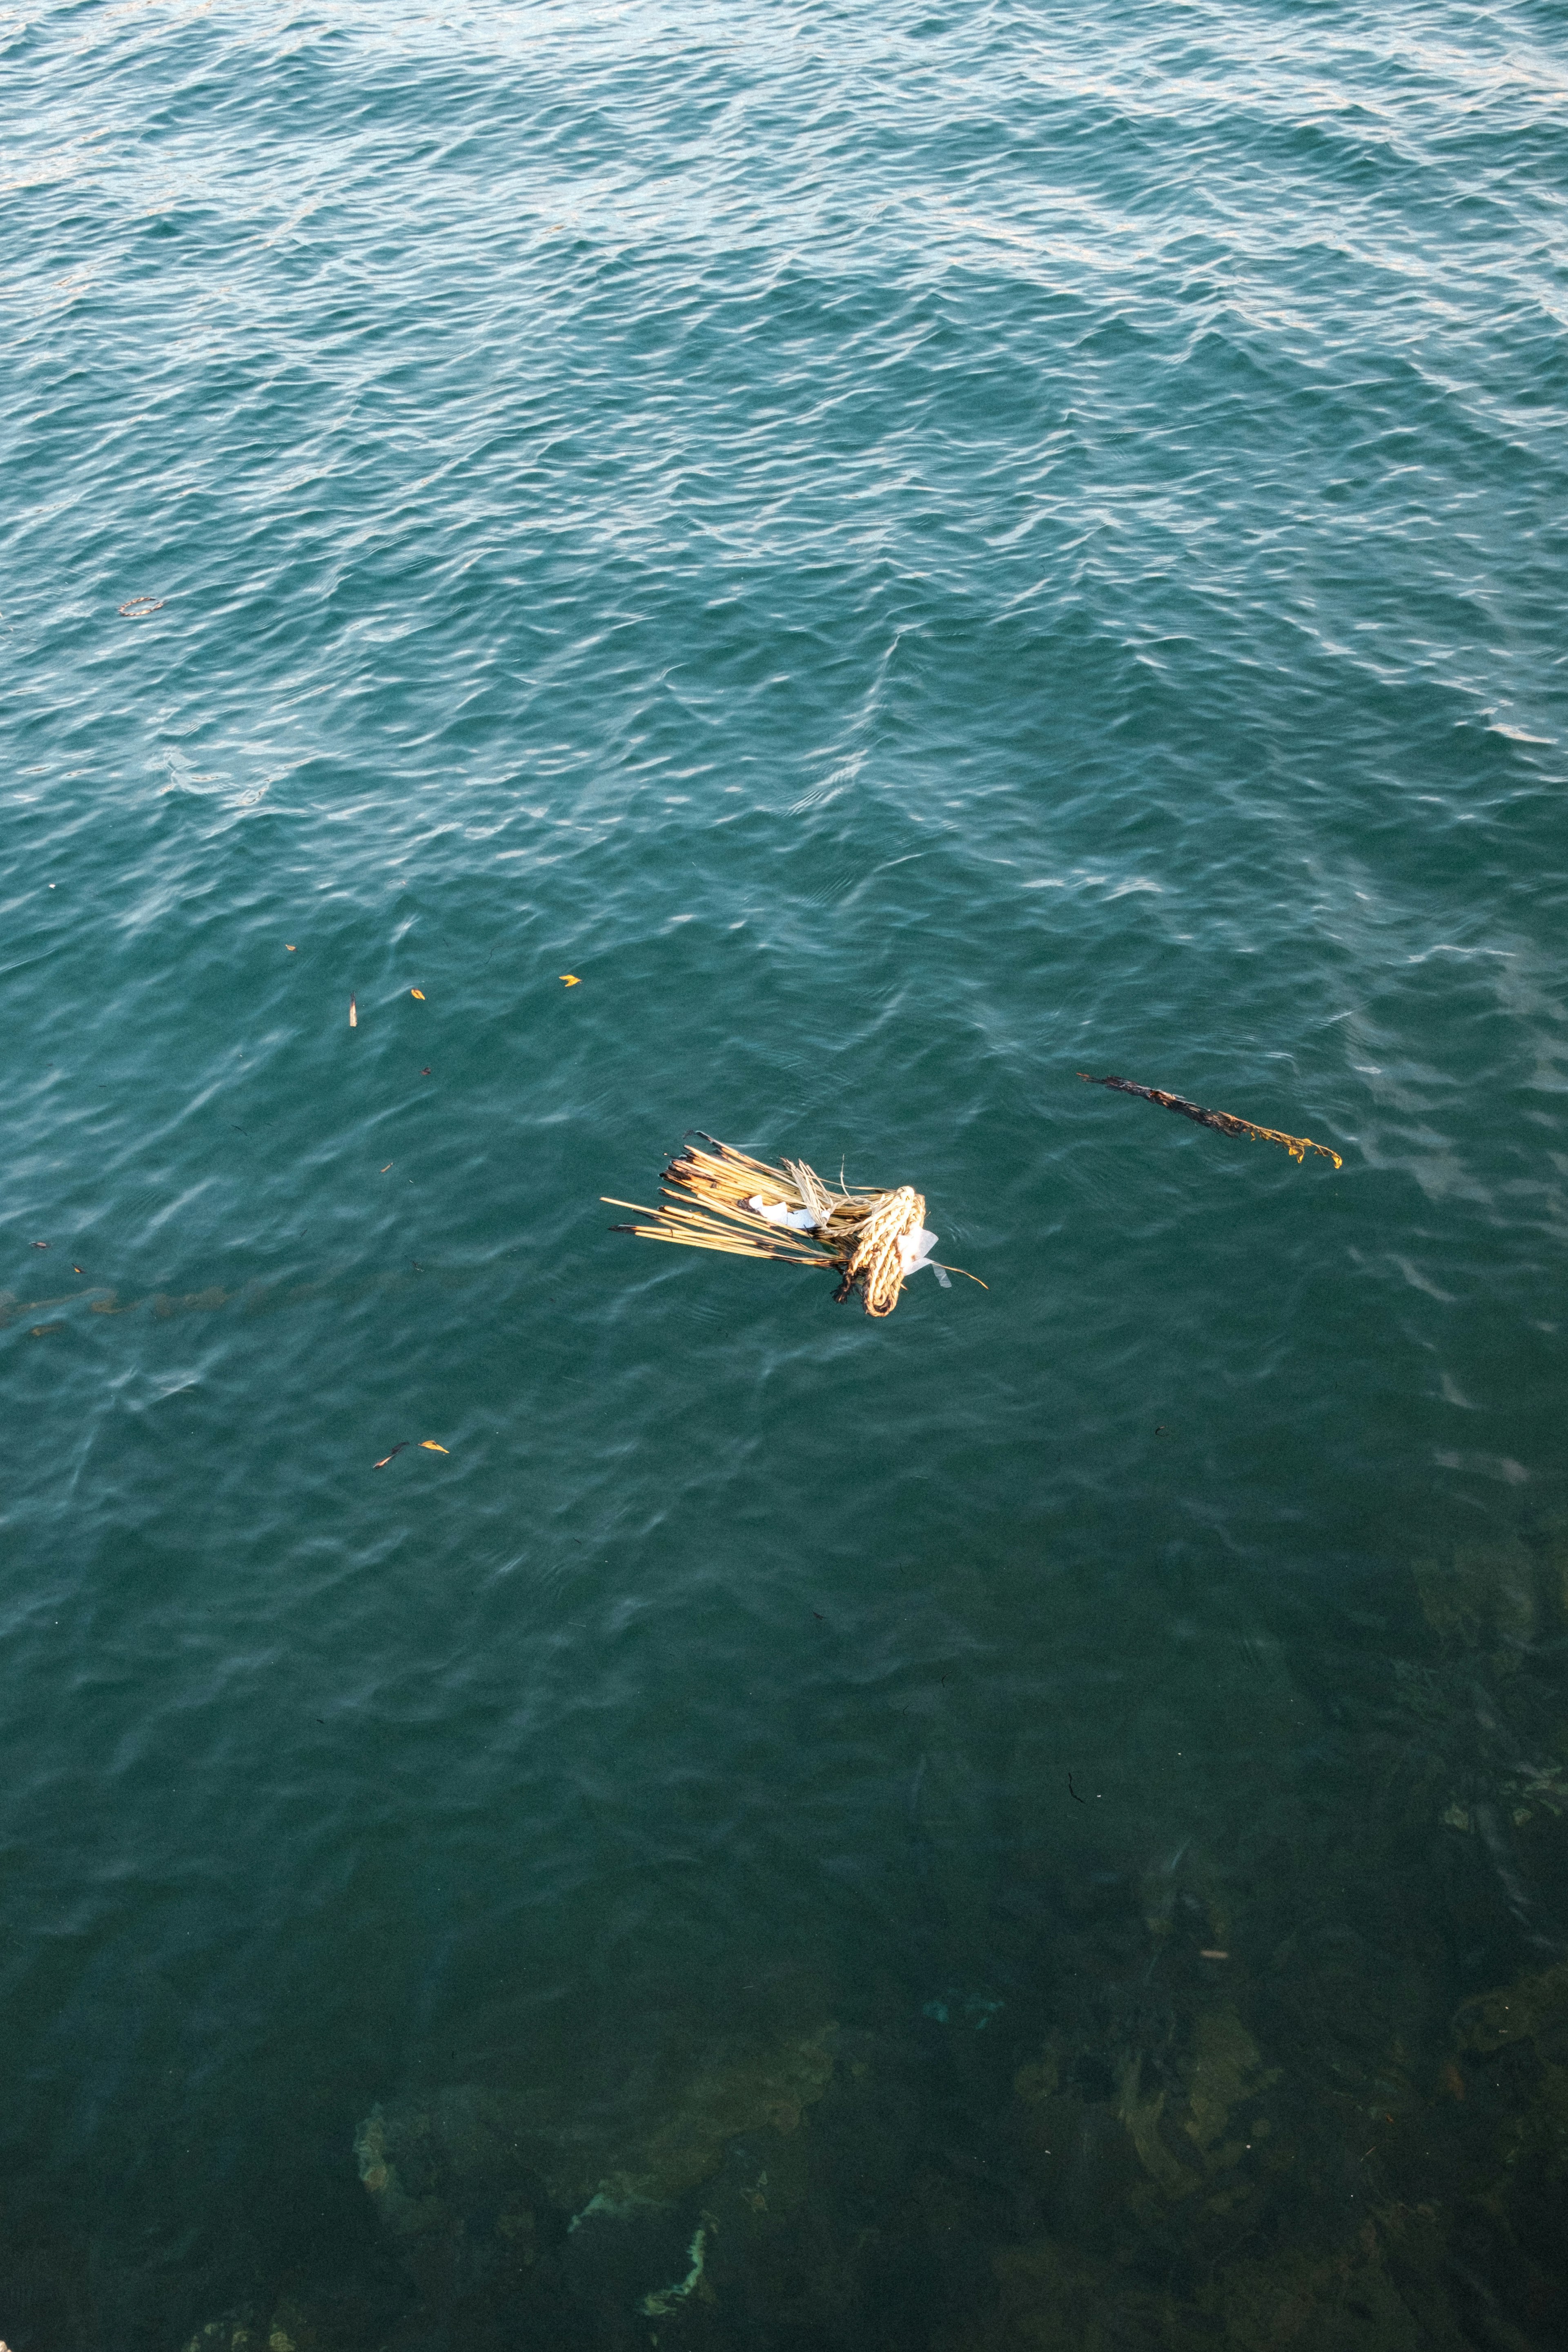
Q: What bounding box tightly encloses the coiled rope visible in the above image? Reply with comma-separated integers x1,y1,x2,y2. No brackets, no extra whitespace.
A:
834,1185,926,1319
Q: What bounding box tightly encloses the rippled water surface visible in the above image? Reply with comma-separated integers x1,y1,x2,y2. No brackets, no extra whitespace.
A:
4,0,1567,2344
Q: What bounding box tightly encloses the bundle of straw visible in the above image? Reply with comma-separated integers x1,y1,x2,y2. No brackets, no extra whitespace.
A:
605,1135,951,1318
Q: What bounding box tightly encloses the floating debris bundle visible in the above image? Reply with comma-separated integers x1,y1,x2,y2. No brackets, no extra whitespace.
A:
1078,1073,1342,1167
605,1134,981,1317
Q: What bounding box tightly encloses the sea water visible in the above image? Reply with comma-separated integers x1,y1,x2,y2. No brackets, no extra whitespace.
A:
2,0,1566,2344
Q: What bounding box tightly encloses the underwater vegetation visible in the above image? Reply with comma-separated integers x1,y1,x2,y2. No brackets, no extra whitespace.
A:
176,1936,1568,2352
182,2310,323,2352
163,1524,1568,2350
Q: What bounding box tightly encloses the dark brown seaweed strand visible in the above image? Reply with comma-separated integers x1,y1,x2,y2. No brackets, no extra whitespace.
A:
1076,1074,1342,1169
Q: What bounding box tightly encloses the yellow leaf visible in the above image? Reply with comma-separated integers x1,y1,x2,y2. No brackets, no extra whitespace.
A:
285,944,296,951
411,988,425,999
421,1440,449,1453
560,974,581,986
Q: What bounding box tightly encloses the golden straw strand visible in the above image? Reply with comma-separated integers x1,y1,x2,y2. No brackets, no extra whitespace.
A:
610,1227,833,1265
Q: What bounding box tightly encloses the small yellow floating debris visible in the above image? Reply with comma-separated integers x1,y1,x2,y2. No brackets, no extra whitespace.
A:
420,1441,449,1453
560,974,581,986
1078,1073,1341,1168
606,1133,984,1319
410,988,425,1000
349,995,357,1028
285,944,296,951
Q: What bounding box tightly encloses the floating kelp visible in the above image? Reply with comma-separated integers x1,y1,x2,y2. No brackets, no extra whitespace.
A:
1077,1074,1342,1168
606,1134,982,1317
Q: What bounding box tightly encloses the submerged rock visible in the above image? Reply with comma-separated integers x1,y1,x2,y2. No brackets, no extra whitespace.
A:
581,2021,837,2215
180,2302,325,2352
355,2083,543,2249
1017,2000,1279,2212
356,2019,837,2241
941,2207,1470,2352
1411,1538,1547,1669
352,2079,548,2329
1118,2007,1278,2205
1454,1958,1568,2054
1450,1956,1568,2203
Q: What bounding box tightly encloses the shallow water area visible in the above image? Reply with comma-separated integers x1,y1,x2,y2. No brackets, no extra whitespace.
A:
2,0,1566,2343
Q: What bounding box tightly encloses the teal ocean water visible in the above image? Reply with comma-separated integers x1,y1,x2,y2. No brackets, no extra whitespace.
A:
4,0,1567,2344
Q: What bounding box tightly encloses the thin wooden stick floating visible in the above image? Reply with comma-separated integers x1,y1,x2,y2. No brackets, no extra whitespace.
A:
1077,1074,1342,1168
606,1134,984,1317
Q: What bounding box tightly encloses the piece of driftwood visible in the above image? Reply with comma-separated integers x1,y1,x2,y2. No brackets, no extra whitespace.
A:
1077,1074,1342,1167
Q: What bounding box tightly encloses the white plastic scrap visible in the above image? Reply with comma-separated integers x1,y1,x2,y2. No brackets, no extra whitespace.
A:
746,1198,952,1288
899,1225,939,1276
747,1195,822,1232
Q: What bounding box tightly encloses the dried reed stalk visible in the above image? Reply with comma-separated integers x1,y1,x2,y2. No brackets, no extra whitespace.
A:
606,1134,940,1316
